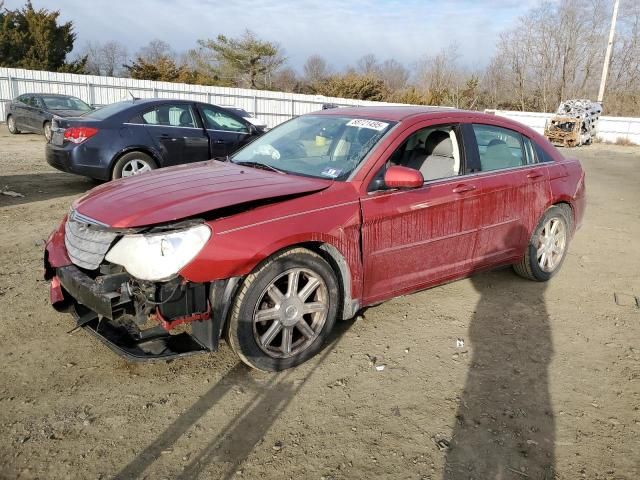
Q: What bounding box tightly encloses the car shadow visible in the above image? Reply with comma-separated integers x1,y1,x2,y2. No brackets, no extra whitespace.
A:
113,320,353,480
444,227,555,478
0,172,95,206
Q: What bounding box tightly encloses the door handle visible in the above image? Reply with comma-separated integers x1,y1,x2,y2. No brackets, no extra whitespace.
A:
214,139,225,144
452,184,476,194
527,171,544,179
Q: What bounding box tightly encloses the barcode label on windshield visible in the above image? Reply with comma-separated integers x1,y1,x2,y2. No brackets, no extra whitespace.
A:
346,119,389,131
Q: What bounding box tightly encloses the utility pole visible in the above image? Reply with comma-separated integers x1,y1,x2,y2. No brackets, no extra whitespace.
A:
597,0,620,104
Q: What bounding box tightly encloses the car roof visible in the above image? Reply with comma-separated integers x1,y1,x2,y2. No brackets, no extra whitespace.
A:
20,93,78,98
312,105,529,123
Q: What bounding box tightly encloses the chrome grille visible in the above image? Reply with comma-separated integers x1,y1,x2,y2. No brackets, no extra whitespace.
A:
65,214,117,270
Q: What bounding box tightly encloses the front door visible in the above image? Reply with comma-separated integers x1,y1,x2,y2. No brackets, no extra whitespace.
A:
197,105,253,158
142,103,210,167
360,123,482,304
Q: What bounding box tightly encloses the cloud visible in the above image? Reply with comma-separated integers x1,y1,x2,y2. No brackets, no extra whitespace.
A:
6,0,539,70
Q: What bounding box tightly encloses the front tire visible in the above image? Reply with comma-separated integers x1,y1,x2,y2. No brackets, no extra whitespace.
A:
43,121,52,142
112,152,157,180
514,205,572,281
227,248,340,371
7,115,20,134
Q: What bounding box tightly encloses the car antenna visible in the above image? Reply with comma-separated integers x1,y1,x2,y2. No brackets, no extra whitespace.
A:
128,90,137,101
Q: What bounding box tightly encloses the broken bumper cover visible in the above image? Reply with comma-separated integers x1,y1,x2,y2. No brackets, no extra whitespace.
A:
54,265,206,361
44,217,240,362
48,264,239,362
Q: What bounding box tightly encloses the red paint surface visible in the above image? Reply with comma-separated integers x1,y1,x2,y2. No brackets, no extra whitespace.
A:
72,160,331,228
50,276,64,304
384,166,424,189
45,108,585,311
44,216,71,276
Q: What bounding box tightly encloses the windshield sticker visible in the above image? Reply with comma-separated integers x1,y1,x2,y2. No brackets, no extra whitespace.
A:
320,167,343,178
346,119,389,131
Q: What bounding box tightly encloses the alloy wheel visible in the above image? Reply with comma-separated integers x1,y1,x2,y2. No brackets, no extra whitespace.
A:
121,158,153,177
252,268,328,358
8,116,16,133
44,123,52,142
536,217,566,272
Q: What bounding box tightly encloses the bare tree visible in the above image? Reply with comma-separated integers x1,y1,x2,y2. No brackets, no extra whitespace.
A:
356,53,380,75
138,39,174,64
303,54,331,84
81,40,128,77
378,59,409,91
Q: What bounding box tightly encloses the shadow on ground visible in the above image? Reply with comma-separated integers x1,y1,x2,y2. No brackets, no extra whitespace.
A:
114,320,353,480
0,172,94,206
444,267,555,479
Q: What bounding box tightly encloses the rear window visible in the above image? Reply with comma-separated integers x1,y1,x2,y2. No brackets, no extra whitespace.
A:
85,101,136,120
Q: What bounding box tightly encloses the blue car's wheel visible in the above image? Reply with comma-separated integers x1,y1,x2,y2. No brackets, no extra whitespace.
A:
112,152,157,180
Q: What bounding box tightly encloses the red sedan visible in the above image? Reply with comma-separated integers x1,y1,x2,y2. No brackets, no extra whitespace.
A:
44,107,586,371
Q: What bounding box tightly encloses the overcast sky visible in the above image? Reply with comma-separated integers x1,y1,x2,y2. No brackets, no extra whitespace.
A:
6,0,541,71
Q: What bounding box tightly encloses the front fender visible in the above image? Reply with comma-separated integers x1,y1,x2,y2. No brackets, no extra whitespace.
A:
179,197,363,300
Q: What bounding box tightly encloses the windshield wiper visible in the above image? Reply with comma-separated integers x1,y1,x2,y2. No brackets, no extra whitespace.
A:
234,160,286,174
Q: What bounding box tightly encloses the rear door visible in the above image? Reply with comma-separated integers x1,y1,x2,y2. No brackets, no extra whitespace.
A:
465,123,550,268
140,103,210,167
197,104,253,158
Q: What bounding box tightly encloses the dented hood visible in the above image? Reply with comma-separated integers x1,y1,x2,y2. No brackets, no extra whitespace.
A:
73,160,331,228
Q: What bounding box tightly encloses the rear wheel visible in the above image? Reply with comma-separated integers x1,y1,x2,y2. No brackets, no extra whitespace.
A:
227,248,339,371
7,115,20,134
43,121,52,142
514,205,572,281
112,152,157,180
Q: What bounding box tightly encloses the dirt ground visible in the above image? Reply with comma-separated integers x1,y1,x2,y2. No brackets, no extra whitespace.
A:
0,128,638,480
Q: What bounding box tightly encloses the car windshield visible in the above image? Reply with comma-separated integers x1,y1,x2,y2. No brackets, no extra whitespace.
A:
231,115,395,180
227,107,250,117
41,96,92,111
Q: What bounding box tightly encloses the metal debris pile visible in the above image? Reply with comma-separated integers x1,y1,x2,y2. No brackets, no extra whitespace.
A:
544,99,603,147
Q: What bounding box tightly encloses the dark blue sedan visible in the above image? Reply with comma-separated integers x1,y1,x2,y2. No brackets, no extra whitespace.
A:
45,98,265,180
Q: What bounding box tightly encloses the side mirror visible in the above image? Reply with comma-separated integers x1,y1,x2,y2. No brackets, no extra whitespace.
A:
383,165,424,189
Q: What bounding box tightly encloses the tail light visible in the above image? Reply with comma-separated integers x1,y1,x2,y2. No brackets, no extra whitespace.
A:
64,127,98,144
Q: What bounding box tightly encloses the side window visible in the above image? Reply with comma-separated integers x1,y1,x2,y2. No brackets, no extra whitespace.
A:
142,104,196,128
390,125,462,181
472,124,526,171
17,95,29,105
200,106,249,133
535,143,555,163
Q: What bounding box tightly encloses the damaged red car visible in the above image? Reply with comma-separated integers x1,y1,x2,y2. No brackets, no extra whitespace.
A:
44,107,585,371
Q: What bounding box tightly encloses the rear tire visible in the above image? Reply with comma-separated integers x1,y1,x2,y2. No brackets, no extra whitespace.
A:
7,115,20,134
112,152,157,180
514,205,572,281
227,248,339,371
43,121,52,142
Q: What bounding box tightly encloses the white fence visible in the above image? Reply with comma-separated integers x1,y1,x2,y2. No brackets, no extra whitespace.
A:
485,109,640,145
0,67,405,129
1,67,639,145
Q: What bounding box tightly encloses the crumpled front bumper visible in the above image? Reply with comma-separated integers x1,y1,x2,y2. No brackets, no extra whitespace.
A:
43,218,239,362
